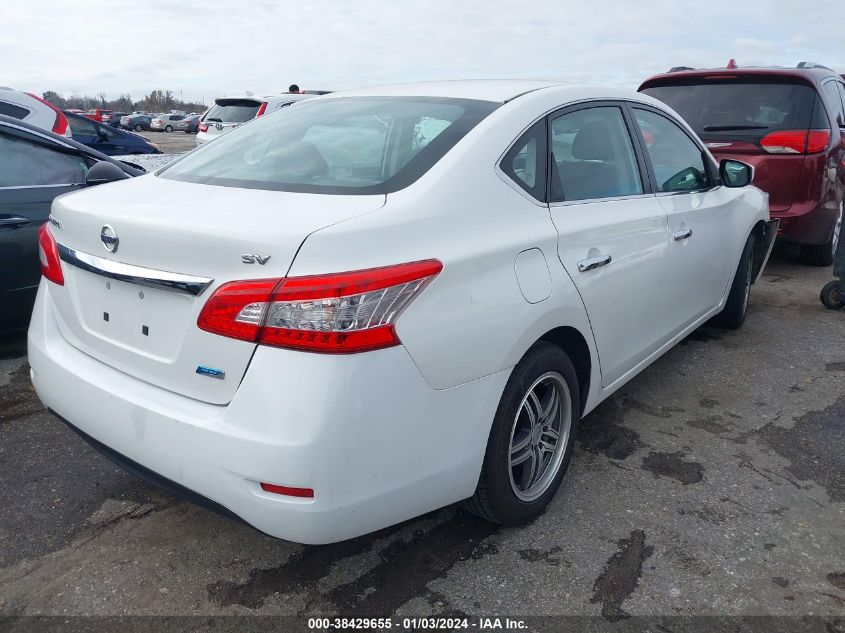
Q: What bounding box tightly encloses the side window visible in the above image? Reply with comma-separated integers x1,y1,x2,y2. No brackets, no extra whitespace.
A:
68,116,97,137
838,84,845,126
634,108,710,193
0,100,31,119
549,106,642,202
0,131,88,188
822,82,844,125
500,120,547,201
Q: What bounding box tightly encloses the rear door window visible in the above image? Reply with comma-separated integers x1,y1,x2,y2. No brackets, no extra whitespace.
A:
0,131,88,187
549,106,643,202
641,80,819,142
633,108,711,193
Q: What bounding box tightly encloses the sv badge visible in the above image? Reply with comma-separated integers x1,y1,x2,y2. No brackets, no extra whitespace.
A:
242,254,271,265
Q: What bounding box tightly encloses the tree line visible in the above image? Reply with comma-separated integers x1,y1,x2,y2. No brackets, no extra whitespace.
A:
41,89,206,113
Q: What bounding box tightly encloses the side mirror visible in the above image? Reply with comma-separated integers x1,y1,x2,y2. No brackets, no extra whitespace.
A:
720,159,753,188
86,161,129,186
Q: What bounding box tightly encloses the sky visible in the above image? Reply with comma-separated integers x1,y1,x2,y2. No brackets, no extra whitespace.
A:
2,0,844,105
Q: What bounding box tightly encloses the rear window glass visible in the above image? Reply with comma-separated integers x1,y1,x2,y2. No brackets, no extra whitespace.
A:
0,100,31,119
160,97,499,195
641,80,821,141
203,100,261,123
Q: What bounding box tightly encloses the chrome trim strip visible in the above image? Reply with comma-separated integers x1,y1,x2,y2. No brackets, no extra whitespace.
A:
57,243,213,296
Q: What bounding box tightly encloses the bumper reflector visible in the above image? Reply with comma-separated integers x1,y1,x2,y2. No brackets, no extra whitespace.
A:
260,482,314,498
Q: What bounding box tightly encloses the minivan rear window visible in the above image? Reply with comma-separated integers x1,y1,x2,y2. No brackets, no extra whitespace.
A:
203,99,261,123
160,97,499,195
0,100,31,120
641,79,822,142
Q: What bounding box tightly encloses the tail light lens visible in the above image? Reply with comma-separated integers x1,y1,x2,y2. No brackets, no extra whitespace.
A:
198,123,208,132
26,92,70,137
38,224,64,285
760,129,830,154
197,260,442,353
255,102,268,117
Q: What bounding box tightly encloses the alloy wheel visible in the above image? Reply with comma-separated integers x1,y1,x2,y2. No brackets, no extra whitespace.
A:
508,372,571,502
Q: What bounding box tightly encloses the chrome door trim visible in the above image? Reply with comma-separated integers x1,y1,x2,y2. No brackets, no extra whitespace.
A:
57,243,213,296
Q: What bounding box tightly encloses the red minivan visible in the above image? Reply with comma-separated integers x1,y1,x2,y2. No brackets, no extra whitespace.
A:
640,63,845,265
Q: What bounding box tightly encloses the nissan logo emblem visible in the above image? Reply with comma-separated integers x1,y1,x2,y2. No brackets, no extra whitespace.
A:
100,224,119,253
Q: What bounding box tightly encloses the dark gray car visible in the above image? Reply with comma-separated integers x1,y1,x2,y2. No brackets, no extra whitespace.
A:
0,114,142,333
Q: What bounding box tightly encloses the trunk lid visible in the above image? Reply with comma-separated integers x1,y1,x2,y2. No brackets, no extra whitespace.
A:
201,98,262,140
48,175,384,404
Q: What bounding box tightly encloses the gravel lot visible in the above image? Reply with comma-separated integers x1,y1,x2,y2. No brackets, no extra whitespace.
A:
0,246,843,624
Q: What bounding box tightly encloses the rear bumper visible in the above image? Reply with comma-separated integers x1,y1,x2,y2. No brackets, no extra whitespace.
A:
28,283,506,543
774,203,839,246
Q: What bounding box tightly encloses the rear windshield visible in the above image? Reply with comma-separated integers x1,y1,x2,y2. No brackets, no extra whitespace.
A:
203,100,261,123
160,97,499,194
641,79,824,141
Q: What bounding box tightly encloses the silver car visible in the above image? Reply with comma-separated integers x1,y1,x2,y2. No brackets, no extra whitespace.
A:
196,94,315,145
150,114,186,133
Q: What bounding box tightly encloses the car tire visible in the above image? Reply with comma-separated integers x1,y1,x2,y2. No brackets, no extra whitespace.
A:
165,125,173,133
463,342,580,526
713,234,754,329
820,281,845,309
134,124,143,132
799,202,842,267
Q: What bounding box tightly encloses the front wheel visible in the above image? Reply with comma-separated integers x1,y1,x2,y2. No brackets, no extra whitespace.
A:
463,342,580,526
134,124,143,132
713,234,754,329
165,125,173,133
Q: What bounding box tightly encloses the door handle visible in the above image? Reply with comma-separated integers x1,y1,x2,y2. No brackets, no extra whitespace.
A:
577,254,612,272
673,228,693,241
0,216,32,228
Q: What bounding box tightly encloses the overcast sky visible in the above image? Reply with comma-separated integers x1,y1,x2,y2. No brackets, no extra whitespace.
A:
2,0,843,105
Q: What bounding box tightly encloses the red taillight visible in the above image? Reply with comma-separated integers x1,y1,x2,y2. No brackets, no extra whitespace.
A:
26,92,69,137
760,129,830,155
197,260,443,353
37,224,64,285
255,102,268,117
198,123,208,132
260,483,314,498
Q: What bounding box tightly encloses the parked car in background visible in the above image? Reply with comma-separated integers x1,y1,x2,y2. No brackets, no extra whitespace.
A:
150,113,186,132
120,114,154,131
66,111,161,156
105,112,129,128
84,109,112,123
640,62,845,266
0,113,142,334
28,81,775,544
196,93,314,145
0,87,71,137
175,114,200,133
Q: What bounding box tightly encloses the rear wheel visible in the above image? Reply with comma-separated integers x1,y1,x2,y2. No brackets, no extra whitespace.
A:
713,234,754,329
820,281,845,309
463,342,580,525
799,202,842,267
165,125,173,133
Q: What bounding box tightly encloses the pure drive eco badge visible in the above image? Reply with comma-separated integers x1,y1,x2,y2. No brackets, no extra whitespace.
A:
196,365,225,380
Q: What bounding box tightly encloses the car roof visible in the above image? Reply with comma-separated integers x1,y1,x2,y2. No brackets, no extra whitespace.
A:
0,113,143,175
639,65,841,90
326,80,567,103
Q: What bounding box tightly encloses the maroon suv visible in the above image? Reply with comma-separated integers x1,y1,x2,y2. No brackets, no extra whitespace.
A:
640,63,845,265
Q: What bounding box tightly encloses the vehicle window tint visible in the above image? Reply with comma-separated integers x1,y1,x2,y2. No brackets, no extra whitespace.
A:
550,106,642,202
0,131,87,187
501,120,546,200
68,115,97,137
634,109,710,193
161,97,498,195
204,101,261,123
823,82,845,125
0,100,30,119
641,81,818,143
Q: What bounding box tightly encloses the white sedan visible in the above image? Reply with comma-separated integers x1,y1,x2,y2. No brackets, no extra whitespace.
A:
29,81,776,544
